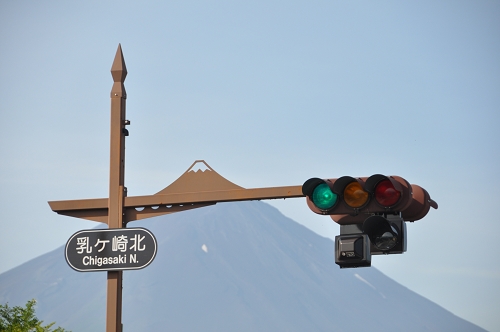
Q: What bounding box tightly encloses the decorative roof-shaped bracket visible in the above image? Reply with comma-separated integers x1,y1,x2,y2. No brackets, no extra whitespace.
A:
48,160,304,224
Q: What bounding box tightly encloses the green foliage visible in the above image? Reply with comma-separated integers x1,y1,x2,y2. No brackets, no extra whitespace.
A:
0,299,69,332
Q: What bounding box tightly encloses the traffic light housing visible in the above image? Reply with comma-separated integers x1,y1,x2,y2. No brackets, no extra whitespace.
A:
302,175,437,268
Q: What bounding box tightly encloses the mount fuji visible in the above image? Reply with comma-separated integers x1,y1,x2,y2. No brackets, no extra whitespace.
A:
0,201,485,331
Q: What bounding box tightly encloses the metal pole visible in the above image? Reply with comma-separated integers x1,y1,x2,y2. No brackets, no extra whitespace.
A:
107,44,127,332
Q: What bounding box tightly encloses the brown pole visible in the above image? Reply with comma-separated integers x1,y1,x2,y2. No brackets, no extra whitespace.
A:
107,44,127,332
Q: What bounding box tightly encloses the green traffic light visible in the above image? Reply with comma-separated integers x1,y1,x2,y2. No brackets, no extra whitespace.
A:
312,183,337,210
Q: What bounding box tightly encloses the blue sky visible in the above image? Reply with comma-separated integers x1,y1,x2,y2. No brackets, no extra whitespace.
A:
1,1,499,331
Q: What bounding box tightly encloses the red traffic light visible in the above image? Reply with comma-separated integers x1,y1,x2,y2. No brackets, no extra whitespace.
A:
374,179,401,206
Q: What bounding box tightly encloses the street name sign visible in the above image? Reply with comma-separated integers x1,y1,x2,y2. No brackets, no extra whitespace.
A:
65,228,157,272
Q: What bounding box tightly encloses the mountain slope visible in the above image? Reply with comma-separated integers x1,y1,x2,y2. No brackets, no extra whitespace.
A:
0,201,485,331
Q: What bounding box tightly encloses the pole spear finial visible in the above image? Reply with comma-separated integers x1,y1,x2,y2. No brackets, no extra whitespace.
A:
111,44,127,98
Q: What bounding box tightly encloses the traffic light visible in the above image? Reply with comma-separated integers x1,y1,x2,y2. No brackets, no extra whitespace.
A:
302,175,437,268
